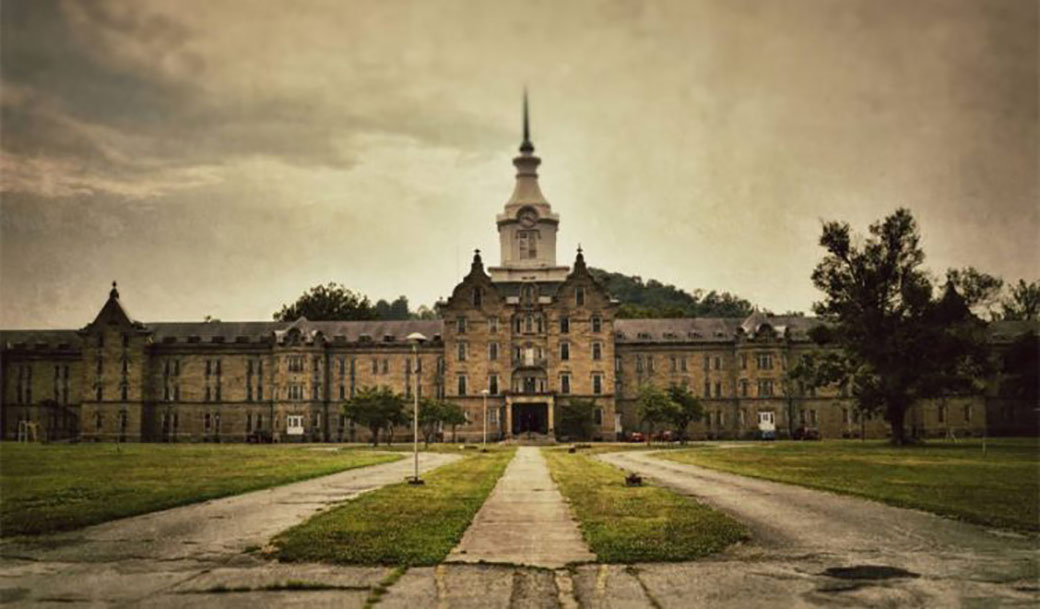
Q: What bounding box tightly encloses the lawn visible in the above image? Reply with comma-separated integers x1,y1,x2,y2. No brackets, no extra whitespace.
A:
0,443,400,536
659,438,1040,531
543,447,748,562
273,448,514,566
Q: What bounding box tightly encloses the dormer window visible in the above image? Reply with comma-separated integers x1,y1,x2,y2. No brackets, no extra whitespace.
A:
575,287,585,306
456,317,467,334
472,288,483,307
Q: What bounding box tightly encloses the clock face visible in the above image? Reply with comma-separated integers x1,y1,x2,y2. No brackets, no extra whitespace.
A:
519,209,538,227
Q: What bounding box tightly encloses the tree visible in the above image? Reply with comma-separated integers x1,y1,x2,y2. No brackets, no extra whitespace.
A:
665,385,703,443
946,267,1003,320
1000,279,1040,321
341,386,405,446
440,402,467,442
637,385,677,444
274,283,376,322
810,209,989,445
558,399,597,441
588,268,755,318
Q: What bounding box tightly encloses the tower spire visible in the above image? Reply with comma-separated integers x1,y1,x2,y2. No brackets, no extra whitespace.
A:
520,88,534,153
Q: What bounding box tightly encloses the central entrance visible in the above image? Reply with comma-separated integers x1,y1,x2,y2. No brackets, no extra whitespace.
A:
512,403,549,436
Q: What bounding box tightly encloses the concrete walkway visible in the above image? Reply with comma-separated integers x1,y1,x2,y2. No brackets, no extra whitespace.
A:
0,452,458,605
447,446,595,568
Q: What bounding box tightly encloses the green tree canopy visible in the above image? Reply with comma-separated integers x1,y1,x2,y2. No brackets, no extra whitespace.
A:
274,283,376,322
636,385,678,443
341,386,406,446
666,385,704,443
1000,279,1040,321
809,209,990,444
946,267,1003,320
440,402,467,442
588,268,755,318
274,284,439,321
558,399,598,441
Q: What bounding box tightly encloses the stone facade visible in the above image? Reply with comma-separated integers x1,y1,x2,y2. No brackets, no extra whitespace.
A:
2,109,1037,443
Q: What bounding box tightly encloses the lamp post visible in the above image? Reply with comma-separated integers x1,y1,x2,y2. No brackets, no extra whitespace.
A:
406,332,427,485
480,389,489,452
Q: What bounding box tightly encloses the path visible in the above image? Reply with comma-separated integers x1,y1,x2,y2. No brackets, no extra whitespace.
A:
446,446,595,568
595,450,1039,607
0,452,458,606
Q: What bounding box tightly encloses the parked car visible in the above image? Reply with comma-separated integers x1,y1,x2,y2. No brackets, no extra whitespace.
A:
628,432,645,443
247,429,273,444
792,427,821,441
653,430,676,442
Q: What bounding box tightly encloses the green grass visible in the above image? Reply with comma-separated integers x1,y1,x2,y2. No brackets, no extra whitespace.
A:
543,447,748,562
273,449,514,566
0,443,400,536
659,438,1040,531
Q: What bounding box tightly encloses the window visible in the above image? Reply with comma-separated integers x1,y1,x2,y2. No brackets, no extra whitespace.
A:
636,355,643,373
714,356,721,370
287,357,303,373
457,342,467,362
811,409,818,425
560,342,570,361
204,413,212,431
594,408,603,425
560,316,570,334
647,357,654,373
615,356,622,372
312,384,320,400
704,381,711,398
489,374,499,395
703,355,710,371
488,317,499,333
670,356,677,372
205,386,211,402
371,358,378,374
757,379,774,397
592,373,603,395
591,316,602,333
740,354,748,370
313,357,320,372
681,357,688,372
457,316,467,334
287,415,304,435
714,381,722,397
518,231,538,259
457,375,467,396
382,359,389,374
489,408,498,424
740,379,749,397
575,287,585,306
472,288,483,307
560,374,571,394
592,342,602,361
489,342,499,361
756,353,773,370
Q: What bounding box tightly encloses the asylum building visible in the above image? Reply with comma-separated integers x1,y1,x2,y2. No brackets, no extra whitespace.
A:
2,107,1036,443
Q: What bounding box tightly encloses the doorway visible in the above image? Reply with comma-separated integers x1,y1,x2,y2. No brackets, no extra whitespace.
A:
512,403,548,436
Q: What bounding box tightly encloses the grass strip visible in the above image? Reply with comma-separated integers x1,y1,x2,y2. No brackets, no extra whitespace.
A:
273,449,514,565
543,448,747,562
0,444,399,536
659,438,1040,531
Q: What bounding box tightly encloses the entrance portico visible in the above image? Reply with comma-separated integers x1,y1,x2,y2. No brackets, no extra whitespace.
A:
505,394,554,439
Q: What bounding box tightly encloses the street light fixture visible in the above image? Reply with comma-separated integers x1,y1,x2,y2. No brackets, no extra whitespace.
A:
406,332,427,485
480,388,490,452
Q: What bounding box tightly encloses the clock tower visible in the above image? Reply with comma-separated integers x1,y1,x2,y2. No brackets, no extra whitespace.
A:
488,93,570,283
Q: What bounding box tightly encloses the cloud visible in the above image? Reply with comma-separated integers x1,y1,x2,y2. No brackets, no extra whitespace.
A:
0,0,509,199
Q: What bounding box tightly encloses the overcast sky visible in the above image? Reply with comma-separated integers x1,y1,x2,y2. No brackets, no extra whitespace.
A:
1,0,1037,329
